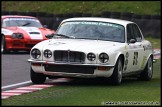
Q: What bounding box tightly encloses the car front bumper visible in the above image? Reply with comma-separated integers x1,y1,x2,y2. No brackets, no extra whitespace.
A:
28,59,115,78
5,36,43,50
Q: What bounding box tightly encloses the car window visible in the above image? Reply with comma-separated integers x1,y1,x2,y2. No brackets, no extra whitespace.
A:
2,17,43,28
57,21,125,43
132,24,142,42
127,24,134,42
127,24,142,42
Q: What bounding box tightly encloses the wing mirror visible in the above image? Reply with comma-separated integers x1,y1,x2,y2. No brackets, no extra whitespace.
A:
45,34,55,39
129,39,136,44
43,25,47,28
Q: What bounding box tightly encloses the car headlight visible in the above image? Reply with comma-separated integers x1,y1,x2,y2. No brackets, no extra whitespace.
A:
31,49,41,59
44,49,52,58
99,53,109,63
87,53,96,61
12,33,24,39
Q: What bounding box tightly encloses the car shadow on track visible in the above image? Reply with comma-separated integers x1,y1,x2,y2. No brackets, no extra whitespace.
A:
2,51,30,55
52,77,144,87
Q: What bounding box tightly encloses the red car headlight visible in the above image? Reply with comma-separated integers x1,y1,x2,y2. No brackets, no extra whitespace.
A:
11,33,24,39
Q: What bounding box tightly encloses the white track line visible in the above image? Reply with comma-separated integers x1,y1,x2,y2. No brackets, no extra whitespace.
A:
2,80,32,90
2,78,71,91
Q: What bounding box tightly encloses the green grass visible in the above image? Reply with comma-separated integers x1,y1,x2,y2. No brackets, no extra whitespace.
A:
2,38,161,106
145,37,161,49
2,1,161,15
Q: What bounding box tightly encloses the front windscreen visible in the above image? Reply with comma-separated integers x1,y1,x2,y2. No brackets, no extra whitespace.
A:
2,17,43,28
56,21,125,42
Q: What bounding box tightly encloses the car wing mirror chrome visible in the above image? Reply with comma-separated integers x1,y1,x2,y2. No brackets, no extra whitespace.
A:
128,39,136,44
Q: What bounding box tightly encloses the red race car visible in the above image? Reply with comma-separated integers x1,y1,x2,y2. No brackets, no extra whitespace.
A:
1,15,55,53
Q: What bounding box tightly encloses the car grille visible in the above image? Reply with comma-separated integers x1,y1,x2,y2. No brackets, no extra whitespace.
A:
43,64,95,74
54,50,85,63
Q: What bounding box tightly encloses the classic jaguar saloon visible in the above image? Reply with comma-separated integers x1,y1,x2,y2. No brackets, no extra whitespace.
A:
28,17,153,85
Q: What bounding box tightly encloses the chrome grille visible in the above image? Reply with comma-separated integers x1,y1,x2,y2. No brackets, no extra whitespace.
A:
54,50,85,63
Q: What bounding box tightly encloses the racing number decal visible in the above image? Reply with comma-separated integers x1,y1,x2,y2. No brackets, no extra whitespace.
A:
124,52,129,71
133,52,138,65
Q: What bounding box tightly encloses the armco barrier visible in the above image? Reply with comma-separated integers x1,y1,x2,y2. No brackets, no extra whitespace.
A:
1,11,161,38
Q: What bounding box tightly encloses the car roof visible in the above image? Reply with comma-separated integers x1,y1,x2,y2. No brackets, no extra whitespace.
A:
62,17,134,26
1,15,37,19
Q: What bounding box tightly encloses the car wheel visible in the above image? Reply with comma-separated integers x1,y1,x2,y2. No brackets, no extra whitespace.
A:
138,56,153,81
30,67,46,84
1,36,9,54
110,57,123,85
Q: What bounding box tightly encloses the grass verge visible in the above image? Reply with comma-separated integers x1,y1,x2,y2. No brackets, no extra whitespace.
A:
2,1,161,15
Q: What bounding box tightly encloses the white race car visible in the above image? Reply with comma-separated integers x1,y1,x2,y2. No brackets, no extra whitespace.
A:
28,17,153,85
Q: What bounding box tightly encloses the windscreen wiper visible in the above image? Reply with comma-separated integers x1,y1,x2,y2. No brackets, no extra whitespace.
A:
54,34,75,39
21,22,31,26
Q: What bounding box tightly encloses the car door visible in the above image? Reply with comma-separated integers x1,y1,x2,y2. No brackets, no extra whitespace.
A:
126,24,144,72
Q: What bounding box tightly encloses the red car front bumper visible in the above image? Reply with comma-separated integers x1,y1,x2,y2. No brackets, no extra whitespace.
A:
5,36,46,51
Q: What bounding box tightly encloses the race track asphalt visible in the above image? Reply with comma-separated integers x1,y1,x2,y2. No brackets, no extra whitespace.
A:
2,51,31,87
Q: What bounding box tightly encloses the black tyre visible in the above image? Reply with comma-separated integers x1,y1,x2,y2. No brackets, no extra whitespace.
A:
138,57,153,81
1,36,9,54
30,67,46,84
110,57,123,85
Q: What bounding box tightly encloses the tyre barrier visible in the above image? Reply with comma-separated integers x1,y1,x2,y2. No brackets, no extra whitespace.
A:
101,11,111,18
36,12,47,17
1,11,10,15
151,15,161,20
110,12,121,19
17,12,27,16
82,13,92,17
141,15,151,20
73,12,83,17
120,12,134,21
26,12,37,17
8,11,18,15
63,13,74,18
132,14,142,19
92,14,101,17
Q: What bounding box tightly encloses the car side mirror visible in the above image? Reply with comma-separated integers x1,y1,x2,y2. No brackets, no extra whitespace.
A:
45,34,54,39
43,25,47,28
129,39,136,44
